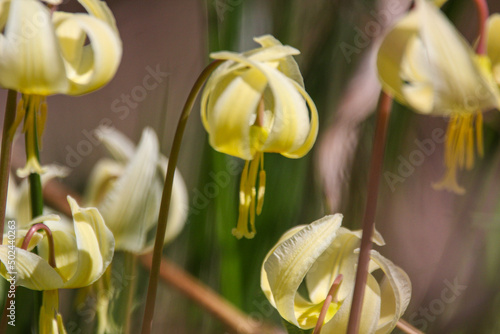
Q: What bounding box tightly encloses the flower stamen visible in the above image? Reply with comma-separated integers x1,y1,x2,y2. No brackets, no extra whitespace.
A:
233,152,266,239
433,113,483,194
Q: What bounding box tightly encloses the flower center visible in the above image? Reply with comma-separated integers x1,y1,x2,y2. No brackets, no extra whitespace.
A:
432,113,483,194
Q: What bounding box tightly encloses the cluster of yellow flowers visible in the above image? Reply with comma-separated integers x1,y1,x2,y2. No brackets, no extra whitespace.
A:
0,0,496,332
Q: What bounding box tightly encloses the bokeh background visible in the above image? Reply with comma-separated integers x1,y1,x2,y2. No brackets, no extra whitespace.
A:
3,0,500,333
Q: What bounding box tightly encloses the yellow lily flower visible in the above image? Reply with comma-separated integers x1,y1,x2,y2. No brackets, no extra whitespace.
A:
201,35,318,238
0,0,121,96
377,0,500,194
85,127,188,253
0,197,114,333
0,0,122,176
261,215,411,333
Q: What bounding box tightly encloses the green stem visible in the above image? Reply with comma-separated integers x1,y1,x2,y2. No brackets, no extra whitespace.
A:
122,252,137,334
25,98,44,334
346,92,392,334
140,59,224,334
0,90,18,241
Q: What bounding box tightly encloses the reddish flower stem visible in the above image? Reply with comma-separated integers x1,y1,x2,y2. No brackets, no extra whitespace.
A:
140,60,224,334
21,223,56,268
346,92,392,334
313,274,343,334
474,0,489,55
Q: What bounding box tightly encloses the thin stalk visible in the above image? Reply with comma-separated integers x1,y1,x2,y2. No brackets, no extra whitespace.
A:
139,254,284,334
313,274,343,334
0,90,18,241
396,319,425,334
473,0,489,55
346,92,392,334
121,252,137,334
140,60,224,334
25,98,44,334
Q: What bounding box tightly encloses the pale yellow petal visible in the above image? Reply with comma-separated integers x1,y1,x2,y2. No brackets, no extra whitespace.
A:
99,128,159,252
0,246,63,290
84,158,123,206
321,274,381,334
0,0,68,95
400,36,434,114
96,126,135,163
370,250,412,334
377,12,419,104
77,0,118,32
415,0,498,113
306,228,361,304
263,215,342,327
487,14,500,84
62,196,114,288
260,225,306,308
53,12,122,95
204,66,268,160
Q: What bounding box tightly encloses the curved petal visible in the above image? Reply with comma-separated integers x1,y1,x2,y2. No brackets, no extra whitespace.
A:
253,35,304,87
84,158,123,206
321,274,381,334
377,12,419,104
414,0,498,114
0,246,64,290
263,215,342,327
202,66,268,160
99,128,159,252
370,250,412,334
261,225,307,308
211,52,314,157
53,11,122,95
0,0,68,95
306,228,361,304
77,0,119,32
61,197,114,288
96,126,135,163
487,14,500,84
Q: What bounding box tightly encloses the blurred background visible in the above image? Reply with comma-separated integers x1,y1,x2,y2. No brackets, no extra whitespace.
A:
3,0,500,333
